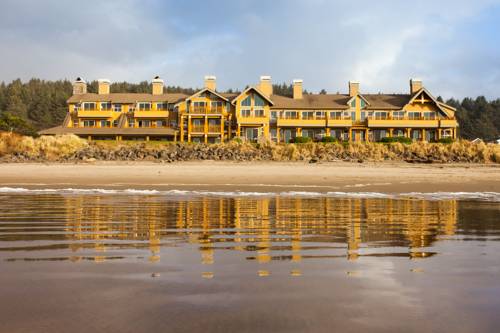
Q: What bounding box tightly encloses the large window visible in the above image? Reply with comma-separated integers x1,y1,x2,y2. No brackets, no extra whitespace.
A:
138,102,151,111
241,96,251,107
83,102,96,111
254,95,265,106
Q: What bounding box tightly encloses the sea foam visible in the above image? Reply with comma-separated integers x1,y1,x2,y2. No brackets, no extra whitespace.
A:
0,187,499,202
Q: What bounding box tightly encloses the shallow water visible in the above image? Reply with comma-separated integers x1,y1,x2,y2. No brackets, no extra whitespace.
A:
1,193,499,332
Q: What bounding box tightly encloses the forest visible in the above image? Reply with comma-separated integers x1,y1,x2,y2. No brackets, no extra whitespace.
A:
0,78,499,141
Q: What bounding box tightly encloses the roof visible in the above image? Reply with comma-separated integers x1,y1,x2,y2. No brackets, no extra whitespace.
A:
39,126,177,136
270,94,351,109
364,94,411,109
67,93,188,104
230,86,274,106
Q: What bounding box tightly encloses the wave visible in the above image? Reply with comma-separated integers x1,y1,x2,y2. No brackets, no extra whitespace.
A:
0,187,499,202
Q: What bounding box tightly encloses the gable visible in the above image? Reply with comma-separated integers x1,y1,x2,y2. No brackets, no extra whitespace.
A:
232,86,274,106
186,88,229,102
406,88,454,118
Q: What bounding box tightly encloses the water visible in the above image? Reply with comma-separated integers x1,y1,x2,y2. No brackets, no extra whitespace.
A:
1,192,499,332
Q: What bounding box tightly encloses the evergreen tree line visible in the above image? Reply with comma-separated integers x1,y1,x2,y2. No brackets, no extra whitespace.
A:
0,78,499,140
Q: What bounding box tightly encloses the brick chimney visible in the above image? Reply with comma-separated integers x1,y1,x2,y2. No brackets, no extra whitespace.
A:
410,78,423,94
259,75,273,96
72,77,87,95
293,79,303,99
152,76,164,95
204,75,216,91
349,81,359,97
97,79,110,95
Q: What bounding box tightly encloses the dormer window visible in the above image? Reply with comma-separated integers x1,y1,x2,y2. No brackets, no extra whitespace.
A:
138,102,151,111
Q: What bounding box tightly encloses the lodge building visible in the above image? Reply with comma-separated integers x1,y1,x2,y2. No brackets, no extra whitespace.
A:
40,75,459,143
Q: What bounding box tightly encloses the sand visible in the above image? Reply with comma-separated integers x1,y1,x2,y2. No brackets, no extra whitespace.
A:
0,161,498,193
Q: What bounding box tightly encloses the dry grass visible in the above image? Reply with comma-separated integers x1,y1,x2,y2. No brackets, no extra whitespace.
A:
0,133,499,163
0,133,87,160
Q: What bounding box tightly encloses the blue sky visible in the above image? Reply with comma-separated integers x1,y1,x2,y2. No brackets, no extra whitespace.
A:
0,0,499,98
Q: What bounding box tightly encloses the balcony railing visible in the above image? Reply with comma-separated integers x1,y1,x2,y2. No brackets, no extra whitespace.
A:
367,115,437,120
190,106,225,114
191,125,205,132
208,125,221,132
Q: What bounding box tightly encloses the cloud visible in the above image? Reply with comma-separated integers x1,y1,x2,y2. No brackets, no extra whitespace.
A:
0,0,499,98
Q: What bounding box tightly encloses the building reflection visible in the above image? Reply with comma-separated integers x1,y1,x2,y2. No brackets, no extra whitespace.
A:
61,196,457,268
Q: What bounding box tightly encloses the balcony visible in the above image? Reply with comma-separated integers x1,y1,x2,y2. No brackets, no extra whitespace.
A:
367,116,439,128
277,114,327,127
191,125,205,133
77,110,114,118
189,106,225,114
207,125,221,133
133,110,169,118
440,119,458,127
238,113,268,125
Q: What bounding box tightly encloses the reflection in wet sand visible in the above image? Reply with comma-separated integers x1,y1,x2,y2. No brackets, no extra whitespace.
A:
0,194,459,270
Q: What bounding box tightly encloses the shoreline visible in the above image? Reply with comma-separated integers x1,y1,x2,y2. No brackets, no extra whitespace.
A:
0,161,499,194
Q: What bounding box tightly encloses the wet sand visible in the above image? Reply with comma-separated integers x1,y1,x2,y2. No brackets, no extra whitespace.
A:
0,161,499,193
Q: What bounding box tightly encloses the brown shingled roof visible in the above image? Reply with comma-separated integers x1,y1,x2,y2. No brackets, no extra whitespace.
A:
67,93,188,104
364,94,411,109
270,94,351,109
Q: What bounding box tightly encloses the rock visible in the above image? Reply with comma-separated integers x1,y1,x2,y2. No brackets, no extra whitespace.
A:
309,157,319,164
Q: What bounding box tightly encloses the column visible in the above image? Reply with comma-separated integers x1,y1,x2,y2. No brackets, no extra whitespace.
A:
348,128,353,142
326,127,331,137
220,116,224,142
297,127,302,137
180,115,184,142
406,128,411,139
276,127,280,143
437,128,441,140
187,115,192,142
422,128,426,142
366,129,370,142
237,124,241,137
389,128,393,137
204,134,208,144
146,136,150,142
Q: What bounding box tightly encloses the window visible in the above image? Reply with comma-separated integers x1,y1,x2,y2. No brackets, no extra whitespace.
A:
442,129,452,138
284,111,298,119
360,99,366,108
138,120,151,127
156,120,165,127
83,120,95,127
270,128,277,141
113,104,122,112
193,101,205,113
129,105,136,112
138,102,151,111
360,111,367,121
241,96,251,107
329,111,342,120
255,109,265,117
156,103,166,111
254,94,265,106
128,119,135,128
302,111,314,120
350,99,356,108
73,121,79,127
408,112,421,120
113,120,118,127
394,129,405,137
241,109,251,117
374,111,389,120
270,111,278,120
100,120,110,127
211,101,223,112
74,103,81,111
351,111,356,120
393,111,405,120
423,111,436,120
83,102,96,111
101,102,111,110
315,111,325,119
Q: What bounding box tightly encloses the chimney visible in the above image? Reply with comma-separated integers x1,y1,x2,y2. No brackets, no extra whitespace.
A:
410,78,423,94
293,79,303,99
204,75,216,91
259,75,273,96
152,76,164,95
349,81,359,97
97,79,110,95
72,77,87,95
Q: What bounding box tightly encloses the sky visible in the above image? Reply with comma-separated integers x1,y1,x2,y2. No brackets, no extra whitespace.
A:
0,0,499,99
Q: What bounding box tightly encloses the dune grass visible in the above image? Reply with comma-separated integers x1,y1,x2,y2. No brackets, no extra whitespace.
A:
0,133,499,163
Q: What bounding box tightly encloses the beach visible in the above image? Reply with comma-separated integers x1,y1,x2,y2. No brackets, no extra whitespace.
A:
0,161,498,193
